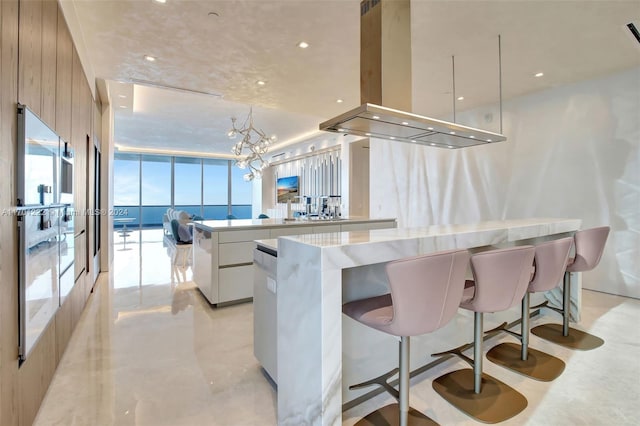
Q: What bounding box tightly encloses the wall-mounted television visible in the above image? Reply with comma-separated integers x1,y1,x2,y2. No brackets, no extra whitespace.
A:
277,176,299,203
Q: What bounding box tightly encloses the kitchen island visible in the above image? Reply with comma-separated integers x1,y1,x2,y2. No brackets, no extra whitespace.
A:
191,217,396,305
274,218,581,425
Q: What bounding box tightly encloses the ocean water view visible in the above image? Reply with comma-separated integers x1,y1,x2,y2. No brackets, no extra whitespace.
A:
112,205,252,228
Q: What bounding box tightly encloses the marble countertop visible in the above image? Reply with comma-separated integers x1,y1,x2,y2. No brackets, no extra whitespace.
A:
279,217,581,249
192,217,396,231
275,217,583,425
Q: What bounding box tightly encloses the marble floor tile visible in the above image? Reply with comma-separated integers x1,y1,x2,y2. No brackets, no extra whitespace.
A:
35,230,639,425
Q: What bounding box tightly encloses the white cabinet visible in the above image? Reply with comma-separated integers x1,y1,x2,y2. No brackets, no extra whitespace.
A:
192,219,396,306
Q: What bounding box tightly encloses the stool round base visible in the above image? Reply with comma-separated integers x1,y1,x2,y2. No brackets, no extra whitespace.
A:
486,342,565,381
432,369,527,424
531,323,604,350
353,403,438,426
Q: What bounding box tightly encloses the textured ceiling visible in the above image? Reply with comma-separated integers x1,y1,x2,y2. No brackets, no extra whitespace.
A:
66,0,640,157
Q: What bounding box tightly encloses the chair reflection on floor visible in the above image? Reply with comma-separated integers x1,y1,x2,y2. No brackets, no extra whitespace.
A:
164,234,192,269
171,277,195,315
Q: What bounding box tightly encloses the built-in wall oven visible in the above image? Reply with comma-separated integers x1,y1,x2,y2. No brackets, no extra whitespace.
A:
16,104,74,363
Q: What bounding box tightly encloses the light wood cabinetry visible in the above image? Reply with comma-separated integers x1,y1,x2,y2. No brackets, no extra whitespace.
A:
17,320,57,426
40,0,57,126
17,0,42,117
0,2,20,424
55,6,72,142
193,219,397,306
1,1,97,424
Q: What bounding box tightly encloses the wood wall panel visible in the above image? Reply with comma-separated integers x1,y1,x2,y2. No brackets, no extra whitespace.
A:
2,2,98,424
89,102,102,287
55,6,72,142
71,48,84,235
39,0,57,128
17,0,42,115
71,270,86,329
17,321,57,426
72,49,91,288
0,1,20,425
54,297,73,364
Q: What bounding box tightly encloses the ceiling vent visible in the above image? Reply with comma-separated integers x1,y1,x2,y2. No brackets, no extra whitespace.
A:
626,22,640,47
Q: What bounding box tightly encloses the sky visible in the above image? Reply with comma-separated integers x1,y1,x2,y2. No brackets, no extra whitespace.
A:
114,154,252,207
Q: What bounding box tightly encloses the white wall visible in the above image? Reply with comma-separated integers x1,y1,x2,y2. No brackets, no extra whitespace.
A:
371,67,640,298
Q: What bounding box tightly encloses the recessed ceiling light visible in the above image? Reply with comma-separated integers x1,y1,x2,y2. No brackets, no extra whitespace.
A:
257,80,266,86
144,55,156,62
401,121,409,125
337,128,345,132
297,41,310,49
118,94,127,98
153,0,167,3
449,131,456,135
372,115,380,119
535,72,544,77
487,139,492,142
457,96,464,101
389,136,395,140
336,99,343,103
430,143,436,146
411,140,417,143
469,135,475,139
427,127,434,131
365,133,372,136
448,146,454,149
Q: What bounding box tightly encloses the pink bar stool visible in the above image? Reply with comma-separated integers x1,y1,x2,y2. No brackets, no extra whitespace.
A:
486,237,573,381
342,249,470,426
531,226,610,350
432,245,535,423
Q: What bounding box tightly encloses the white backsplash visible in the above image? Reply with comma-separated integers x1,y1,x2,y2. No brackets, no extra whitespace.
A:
371,66,640,298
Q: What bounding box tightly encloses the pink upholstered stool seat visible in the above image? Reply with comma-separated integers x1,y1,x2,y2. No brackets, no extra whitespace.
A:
432,245,535,424
531,226,610,350
486,237,573,381
342,249,470,426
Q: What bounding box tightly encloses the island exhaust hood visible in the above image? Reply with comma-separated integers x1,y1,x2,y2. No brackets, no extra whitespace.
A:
319,0,506,149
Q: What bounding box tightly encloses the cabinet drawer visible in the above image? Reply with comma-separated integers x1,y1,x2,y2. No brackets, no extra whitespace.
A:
218,229,270,243
219,265,254,302
270,226,314,238
219,241,256,265
341,221,395,232
313,225,341,233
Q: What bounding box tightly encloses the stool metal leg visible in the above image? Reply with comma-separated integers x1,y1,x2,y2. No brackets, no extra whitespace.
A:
350,335,437,425
531,269,604,350
399,336,409,426
474,312,483,394
521,293,530,361
433,309,528,423
486,292,565,381
562,271,570,337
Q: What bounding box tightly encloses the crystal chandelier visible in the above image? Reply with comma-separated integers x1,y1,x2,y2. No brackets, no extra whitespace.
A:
228,107,276,181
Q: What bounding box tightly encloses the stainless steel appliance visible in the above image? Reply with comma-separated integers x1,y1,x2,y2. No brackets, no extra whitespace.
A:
16,104,73,362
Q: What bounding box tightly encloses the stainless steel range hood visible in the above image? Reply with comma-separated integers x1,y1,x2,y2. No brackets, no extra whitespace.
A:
319,0,506,149
319,103,505,148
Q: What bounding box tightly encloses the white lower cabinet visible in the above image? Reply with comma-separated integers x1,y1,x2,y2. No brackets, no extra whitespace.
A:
219,265,254,303
192,219,396,306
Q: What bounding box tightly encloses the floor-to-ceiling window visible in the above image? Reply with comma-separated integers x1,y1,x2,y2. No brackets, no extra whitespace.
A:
113,153,253,228
141,155,172,228
174,156,203,218
230,165,253,218
203,158,229,219
113,153,140,227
